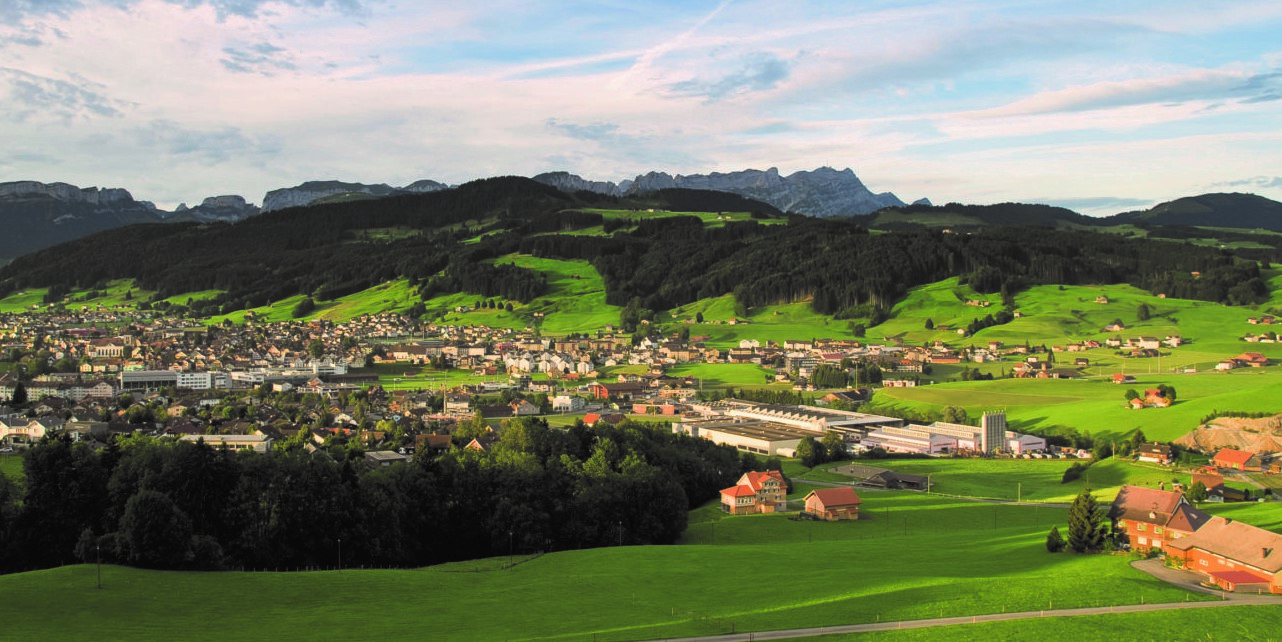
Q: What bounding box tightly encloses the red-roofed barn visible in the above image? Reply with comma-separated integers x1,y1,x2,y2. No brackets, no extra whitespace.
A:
803,487,862,521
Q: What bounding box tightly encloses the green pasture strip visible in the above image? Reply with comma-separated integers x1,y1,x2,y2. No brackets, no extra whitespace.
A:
872,369,1282,442
798,605,1282,641
0,494,1210,642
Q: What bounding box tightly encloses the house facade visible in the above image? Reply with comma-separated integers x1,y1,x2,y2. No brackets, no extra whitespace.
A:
803,487,862,521
719,470,787,515
1166,516,1282,593
1108,485,1210,554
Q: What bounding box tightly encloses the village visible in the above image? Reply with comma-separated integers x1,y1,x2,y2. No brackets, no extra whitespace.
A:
0,306,1276,461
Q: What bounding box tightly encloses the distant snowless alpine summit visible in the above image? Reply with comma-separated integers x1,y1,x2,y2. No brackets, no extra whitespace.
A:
531,167,930,218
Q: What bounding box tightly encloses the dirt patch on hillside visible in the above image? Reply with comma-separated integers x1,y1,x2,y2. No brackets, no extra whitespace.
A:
1175,415,1282,453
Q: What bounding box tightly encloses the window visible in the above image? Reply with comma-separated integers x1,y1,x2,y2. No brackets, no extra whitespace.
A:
1200,559,1208,567
1155,527,1164,535
1137,537,1147,546
1136,524,1146,531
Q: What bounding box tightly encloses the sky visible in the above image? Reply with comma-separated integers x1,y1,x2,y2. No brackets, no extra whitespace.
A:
2,1,1281,216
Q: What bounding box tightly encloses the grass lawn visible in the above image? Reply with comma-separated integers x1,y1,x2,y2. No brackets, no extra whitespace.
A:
0,492,1213,642
667,362,776,386
0,454,22,482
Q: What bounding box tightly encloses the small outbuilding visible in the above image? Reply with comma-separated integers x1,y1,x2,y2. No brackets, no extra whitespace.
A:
803,487,862,521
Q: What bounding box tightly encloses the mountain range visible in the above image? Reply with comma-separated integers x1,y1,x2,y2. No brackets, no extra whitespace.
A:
3,167,1281,264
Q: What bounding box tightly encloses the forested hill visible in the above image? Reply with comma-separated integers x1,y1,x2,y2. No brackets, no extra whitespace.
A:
1109,193,1282,229
864,202,1094,230
0,176,1272,321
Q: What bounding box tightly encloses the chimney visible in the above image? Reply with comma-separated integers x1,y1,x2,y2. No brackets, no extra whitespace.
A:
1265,548,1274,558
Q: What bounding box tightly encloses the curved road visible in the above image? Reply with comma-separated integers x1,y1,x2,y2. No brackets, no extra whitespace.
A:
640,560,1282,642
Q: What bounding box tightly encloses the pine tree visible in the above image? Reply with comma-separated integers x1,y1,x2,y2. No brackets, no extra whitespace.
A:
12,381,27,405
1067,488,1105,553
1046,525,1066,553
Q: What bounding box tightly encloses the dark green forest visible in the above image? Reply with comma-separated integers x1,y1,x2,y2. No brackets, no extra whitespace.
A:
0,177,1272,322
0,418,744,573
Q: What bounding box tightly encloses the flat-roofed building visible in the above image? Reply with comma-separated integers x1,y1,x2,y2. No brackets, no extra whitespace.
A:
179,433,272,453
861,426,954,455
673,417,813,456
688,399,903,440
120,370,178,391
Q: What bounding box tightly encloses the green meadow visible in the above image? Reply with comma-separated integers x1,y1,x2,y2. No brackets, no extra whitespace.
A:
0,492,1215,642
805,605,1282,641
872,369,1282,442
814,456,1245,505
0,454,22,481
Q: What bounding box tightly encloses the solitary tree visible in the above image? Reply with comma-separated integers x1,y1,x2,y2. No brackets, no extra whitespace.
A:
924,318,935,330
1137,303,1151,321
1187,481,1209,503
308,339,325,360
796,436,821,468
1067,488,1106,553
11,381,27,406
1046,525,1066,553
820,431,847,462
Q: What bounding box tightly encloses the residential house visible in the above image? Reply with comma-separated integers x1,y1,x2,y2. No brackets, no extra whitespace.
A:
365,450,411,469
803,487,862,521
719,470,787,515
1108,485,1210,554
1136,443,1174,465
1166,516,1282,593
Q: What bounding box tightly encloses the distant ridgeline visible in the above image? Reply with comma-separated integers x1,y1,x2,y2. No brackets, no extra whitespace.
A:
0,177,1273,320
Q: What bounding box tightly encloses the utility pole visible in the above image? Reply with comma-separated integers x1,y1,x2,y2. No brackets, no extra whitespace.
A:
1018,482,1022,503
337,538,342,572
96,543,101,590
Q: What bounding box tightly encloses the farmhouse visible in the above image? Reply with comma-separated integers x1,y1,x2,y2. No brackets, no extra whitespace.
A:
1166,516,1282,593
1108,485,1210,554
1212,448,1263,472
1136,443,1174,465
720,470,787,515
803,487,862,521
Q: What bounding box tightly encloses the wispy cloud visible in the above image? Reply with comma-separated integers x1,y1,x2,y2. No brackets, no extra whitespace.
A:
134,119,281,164
221,41,295,74
0,67,131,122
1217,176,1282,190
669,52,791,101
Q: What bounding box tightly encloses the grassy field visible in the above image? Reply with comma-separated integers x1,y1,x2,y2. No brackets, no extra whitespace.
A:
802,605,1282,641
0,492,1216,642
817,457,1224,504
0,454,22,481
871,368,1282,442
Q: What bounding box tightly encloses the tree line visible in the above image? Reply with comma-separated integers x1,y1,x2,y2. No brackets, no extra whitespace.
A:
0,418,745,574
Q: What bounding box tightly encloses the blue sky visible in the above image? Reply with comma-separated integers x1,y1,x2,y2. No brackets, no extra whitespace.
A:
2,0,1280,215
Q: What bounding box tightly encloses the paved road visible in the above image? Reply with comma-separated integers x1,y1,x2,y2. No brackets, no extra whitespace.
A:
639,559,1282,642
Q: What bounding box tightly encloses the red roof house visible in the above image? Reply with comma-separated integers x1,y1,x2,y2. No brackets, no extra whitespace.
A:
1166,516,1282,593
803,487,862,521
1108,485,1210,554
719,470,787,515
1212,448,1262,472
